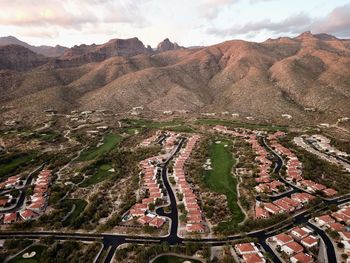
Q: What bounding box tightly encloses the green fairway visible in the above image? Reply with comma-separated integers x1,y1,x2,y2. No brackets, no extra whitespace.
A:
62,199,87,226
196,118,287,131
80,164,113,187
0,153,36,179
204,139,244,225
164,125,194,133
122,128,140,135
37,131,60,142
153,255,202,263
122,118,185,129
78,134,122,161
8,245,46,263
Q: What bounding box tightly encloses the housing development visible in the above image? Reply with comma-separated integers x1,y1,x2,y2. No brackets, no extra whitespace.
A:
0,112,350,263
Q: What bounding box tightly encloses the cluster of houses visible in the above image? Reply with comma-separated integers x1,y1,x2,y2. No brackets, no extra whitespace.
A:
234,242,266,263
212,126,317,219
127,133,186,230
0,175,22,209
255,192,315,219
314,204,350,258
268,132,303,183
173,135,206,233
128,155,166,229
247,134,274,184
0,175,21,190
213,125,287,195
163,132,179,152
247,134,288,195
269,226,319,263
139,131,162,147
305,135,348,158
1,169,52,224
268,132,338,198
0,194,13,209
294,136,350,173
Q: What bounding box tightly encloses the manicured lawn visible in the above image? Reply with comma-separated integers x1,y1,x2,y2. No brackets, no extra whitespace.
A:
196,118,287,131
0,153,36,179
78,134,122,161
153,255,202,263
79,164,113,187
122,128,140,135
204,140,244,225
8,245,46,263
37,132,59,142
164,125,194,133
62,199,87,226
122,118,185,129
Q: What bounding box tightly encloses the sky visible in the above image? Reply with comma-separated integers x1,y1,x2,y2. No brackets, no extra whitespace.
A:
0,0,350,48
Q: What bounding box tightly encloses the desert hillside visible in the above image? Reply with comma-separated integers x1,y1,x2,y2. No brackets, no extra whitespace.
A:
0,32,349,124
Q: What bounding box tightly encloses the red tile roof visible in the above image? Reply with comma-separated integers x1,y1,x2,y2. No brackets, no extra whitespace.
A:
284,241,304,253
291,252,314,263
149,217,165,228
275,233,293,244
20,209,38,220
328,222,345,231
235,243,257,254
291,227,308,238
316,214,335,224
242,253,265,263
186,223,205,232
322,188,338,197
255,206,269,219
0,198,8,206
4,212,17,223
301,235,318,247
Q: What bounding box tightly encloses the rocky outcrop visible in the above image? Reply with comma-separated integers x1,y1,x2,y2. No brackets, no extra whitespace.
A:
36,45,68,57
157,38,182,52
62,37,152,61
0,45,48,71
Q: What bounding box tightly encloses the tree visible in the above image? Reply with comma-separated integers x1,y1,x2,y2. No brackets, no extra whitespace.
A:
177,203,185,212
40,236,55,245
149,203,155,211
177,192,183,201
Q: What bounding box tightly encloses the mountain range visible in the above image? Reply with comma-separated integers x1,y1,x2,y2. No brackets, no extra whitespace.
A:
0,32,349,124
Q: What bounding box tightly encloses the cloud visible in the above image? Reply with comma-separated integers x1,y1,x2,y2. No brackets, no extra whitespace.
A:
206,13,310,36
0,1,94,28
16,27,59,39
0,0,150,35
206,3,350,38
198,0,237,20
198,0,276,20
249,0,275,3
312,4,350,37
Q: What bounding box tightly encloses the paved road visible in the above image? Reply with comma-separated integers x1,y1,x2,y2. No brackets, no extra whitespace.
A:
307,222,337,263
156,138,185,244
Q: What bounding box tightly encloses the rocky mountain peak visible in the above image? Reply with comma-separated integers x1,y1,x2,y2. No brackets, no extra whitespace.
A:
157,38,182,52
313,33,338,41
296,31,315,40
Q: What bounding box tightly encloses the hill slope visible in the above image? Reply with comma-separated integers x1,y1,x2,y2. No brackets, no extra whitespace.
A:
0,32,349,124
0,36,68,57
